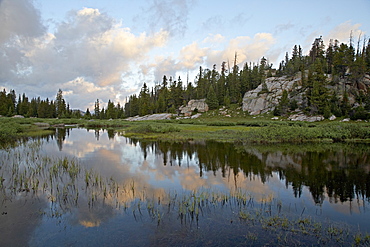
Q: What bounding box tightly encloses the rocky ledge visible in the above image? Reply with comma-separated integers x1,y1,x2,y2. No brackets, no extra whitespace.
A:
124,113,173,121
179,99,209,117
242,73,370,117
242,75,302,115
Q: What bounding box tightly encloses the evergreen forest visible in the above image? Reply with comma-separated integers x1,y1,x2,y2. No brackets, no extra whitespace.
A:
1,36,370,120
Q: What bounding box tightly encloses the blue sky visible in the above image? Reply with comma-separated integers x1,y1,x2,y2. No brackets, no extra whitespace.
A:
1,0,369,110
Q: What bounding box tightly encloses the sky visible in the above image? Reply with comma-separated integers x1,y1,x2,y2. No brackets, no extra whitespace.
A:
1,0,369,111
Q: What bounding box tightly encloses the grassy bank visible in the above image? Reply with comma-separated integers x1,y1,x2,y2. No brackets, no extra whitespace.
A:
123,119,370,143
1,115,370,144
0,118,54,144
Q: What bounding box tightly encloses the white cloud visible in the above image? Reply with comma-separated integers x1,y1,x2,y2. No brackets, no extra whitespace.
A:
0,0,45,43
145,32,276,82
0,2,169,109
206,33,276,67
61,77,119,110
202,34,225,44
0,0,46,83
302,21,365,56
178,42,207,69
326,21,363,44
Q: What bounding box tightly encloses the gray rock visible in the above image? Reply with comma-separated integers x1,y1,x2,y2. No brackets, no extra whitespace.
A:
125,113,173,121
242,73,369,117
288,114,324,122
242,75,302,115
179,99,209,116
191,113,202,119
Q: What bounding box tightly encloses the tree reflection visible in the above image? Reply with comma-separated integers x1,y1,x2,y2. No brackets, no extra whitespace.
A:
137,140,370,205
24,129,370,205
55,127,70,151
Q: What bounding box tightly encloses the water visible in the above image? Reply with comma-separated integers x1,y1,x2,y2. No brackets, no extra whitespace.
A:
1,127,370,246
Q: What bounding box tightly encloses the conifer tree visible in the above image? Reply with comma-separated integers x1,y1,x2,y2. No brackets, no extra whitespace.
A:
94,99,100,119
206,85,219,110
56,89,66,118
85,108,91,119
139,83,150,116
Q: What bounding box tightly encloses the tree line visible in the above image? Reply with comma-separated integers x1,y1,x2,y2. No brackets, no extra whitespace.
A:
0,89,124,119
125,35,370,118
0,89,74,118
124,56,272,117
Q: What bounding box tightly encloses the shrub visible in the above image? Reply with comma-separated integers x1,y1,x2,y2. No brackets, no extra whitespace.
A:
206,121,236,126
128,123,180,134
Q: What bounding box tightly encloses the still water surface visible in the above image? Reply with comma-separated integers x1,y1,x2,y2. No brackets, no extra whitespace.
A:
1,128,370,246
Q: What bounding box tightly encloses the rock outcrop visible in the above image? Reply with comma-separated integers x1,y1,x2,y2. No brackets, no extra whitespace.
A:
242,73,370,116
125,113,172,121
242,75,303,115
288,114,324,122
179,99,209,117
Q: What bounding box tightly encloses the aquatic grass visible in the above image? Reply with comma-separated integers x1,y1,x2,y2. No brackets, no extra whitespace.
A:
354,233,370,246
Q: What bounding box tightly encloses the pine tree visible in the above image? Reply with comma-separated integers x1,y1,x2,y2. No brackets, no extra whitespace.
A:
308,60,328,114
56,89,66,118
106,100,115,119
139,83,150,116
279,90,289,115
365,38,370,73
85,108,91,119
206,85,219,110
100,108,105,119
175,76,184,108
196,66,207,99
309,37,325,63
0,89,8,115
94,99,100,119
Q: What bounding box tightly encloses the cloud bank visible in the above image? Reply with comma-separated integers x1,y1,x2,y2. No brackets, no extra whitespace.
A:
143,32,276,82
0,0,168,109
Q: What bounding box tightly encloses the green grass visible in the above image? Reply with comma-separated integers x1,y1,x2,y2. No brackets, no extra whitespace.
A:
1,113,370,144
122,120,370,143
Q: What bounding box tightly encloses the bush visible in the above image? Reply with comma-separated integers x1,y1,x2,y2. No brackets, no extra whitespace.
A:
351,107,370,120
206,121,236,126
128,123,180,134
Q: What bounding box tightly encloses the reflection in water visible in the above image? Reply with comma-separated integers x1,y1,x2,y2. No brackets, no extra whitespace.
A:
49,128,370,209
137,139,370,205
1,128,370,246
0,195,48,247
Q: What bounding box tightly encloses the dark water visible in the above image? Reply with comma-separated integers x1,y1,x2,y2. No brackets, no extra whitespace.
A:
1,128,370,246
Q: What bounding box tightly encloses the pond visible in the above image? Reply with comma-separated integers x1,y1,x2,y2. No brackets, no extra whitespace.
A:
1,127,370,246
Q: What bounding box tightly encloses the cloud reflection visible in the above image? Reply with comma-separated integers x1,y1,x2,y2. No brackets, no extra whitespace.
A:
20,129,370,230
